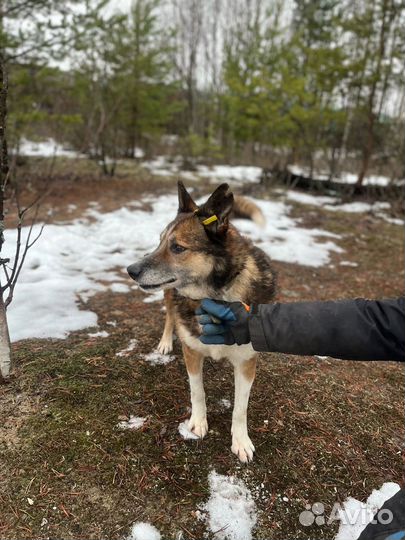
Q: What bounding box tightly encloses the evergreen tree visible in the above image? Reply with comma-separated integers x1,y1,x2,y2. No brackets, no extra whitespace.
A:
110,0,179,158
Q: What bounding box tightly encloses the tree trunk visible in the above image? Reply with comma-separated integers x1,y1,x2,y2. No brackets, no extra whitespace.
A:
356,0,389,186
356,110,375,187
334,102,354,179
0,44,12,379
0,291,11,379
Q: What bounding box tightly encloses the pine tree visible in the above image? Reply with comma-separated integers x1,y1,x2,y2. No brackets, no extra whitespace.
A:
111,0,179,158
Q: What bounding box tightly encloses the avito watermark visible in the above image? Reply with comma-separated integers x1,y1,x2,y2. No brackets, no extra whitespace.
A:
299,501,393,528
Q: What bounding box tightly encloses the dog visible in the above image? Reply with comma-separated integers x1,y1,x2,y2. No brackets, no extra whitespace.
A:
156,192,266,355
127,182,276,462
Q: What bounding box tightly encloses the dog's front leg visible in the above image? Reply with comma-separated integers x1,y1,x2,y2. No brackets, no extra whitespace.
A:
157,289,174,354
182,343,208,438
231,355,257,463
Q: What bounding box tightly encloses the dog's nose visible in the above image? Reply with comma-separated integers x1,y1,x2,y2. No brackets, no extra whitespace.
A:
127,263,143,281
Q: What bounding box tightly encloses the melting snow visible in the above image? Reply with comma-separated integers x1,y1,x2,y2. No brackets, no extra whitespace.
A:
127,522,161,540
285,190,338,206
325,201,390,213
197,164,262,184
142,156,261,185
18,138,80,158
377,214,404,226
5,192,345,342
110,282,131,293
142,351,175,365
335,482,400,540
142,290,164,303
285,190,402,225
178,421,199,440
233,198,344,267
117,415,147,431
200,471,257,540
116,339,138,357
219,398,231,409
287,165,403,187
87,330,109,338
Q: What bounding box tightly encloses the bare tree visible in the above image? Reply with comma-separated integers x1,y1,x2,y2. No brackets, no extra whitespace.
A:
0,55,48,380
0,49,11,378
171,0,204,133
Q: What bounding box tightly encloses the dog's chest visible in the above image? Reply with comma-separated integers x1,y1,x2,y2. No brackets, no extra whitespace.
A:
177,322,255,363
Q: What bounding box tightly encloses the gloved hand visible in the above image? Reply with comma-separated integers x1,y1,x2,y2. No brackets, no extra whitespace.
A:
196,298,251,345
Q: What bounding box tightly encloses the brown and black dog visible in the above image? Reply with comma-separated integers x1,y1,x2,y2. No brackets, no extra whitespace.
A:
127,182,276,462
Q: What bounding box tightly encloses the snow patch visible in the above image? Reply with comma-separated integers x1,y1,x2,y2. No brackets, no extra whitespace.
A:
285,189,402,225
110,282,131,293
335,482,400,540
325,201,390,213
376,213,404,226
116,339,138,357
134,147,145,159
142,156,261,185
178,421,199,440
339,261,358,267
200,471,257,540
233,198,343,267
117,415,147,431
285,190,338,206
219,398,231,409
142,290,164,303
127,522,161,540
18,138,81,158
197,164,262,185
287,165,403,187
87,330,109,338
142,351,175,365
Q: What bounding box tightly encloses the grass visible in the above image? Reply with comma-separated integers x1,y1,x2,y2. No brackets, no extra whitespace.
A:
0,173,404,539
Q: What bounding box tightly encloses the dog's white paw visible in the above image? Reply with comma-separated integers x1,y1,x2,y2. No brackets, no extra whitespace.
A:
231,433,255,463
188,416,208,439
157,336,173,354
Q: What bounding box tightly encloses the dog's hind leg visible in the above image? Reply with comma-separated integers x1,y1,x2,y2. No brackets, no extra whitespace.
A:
182,343,208,438
231,355,257,463
157,289,174,354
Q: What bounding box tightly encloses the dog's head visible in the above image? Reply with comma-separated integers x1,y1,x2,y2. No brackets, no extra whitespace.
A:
127,182,234,298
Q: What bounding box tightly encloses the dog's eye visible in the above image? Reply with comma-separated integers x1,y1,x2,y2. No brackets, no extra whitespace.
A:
170,242,187,254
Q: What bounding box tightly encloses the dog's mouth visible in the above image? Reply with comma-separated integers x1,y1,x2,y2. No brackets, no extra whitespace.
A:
138,278,176,291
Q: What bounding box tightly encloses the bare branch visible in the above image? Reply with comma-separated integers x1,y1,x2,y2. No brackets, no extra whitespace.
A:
4,206,45,309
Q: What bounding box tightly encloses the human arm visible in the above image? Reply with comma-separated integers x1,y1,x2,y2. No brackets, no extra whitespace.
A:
197,297,405,361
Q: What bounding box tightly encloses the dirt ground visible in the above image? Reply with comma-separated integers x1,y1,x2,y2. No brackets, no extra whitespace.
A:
1,163,404,540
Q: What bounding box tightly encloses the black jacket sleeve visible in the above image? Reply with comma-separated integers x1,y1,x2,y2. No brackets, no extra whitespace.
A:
357,487,405,540
248,297,405,361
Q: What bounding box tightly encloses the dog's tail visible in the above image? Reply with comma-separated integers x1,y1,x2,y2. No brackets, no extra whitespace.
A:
232,195,266,227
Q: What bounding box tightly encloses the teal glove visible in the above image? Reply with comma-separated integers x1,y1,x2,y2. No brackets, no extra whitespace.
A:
196,298,251,345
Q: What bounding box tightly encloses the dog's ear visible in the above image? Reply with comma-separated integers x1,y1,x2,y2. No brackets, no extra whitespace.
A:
196,183,234,238
178,181,198,213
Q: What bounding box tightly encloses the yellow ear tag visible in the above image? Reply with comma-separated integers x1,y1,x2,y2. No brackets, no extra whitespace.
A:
202,215,218,226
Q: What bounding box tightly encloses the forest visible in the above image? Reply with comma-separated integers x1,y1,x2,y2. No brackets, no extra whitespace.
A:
2,0,405,183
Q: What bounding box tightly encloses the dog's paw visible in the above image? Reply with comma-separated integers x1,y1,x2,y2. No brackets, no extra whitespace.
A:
231,434,255,463
188,416,208,439
157,336,173,354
